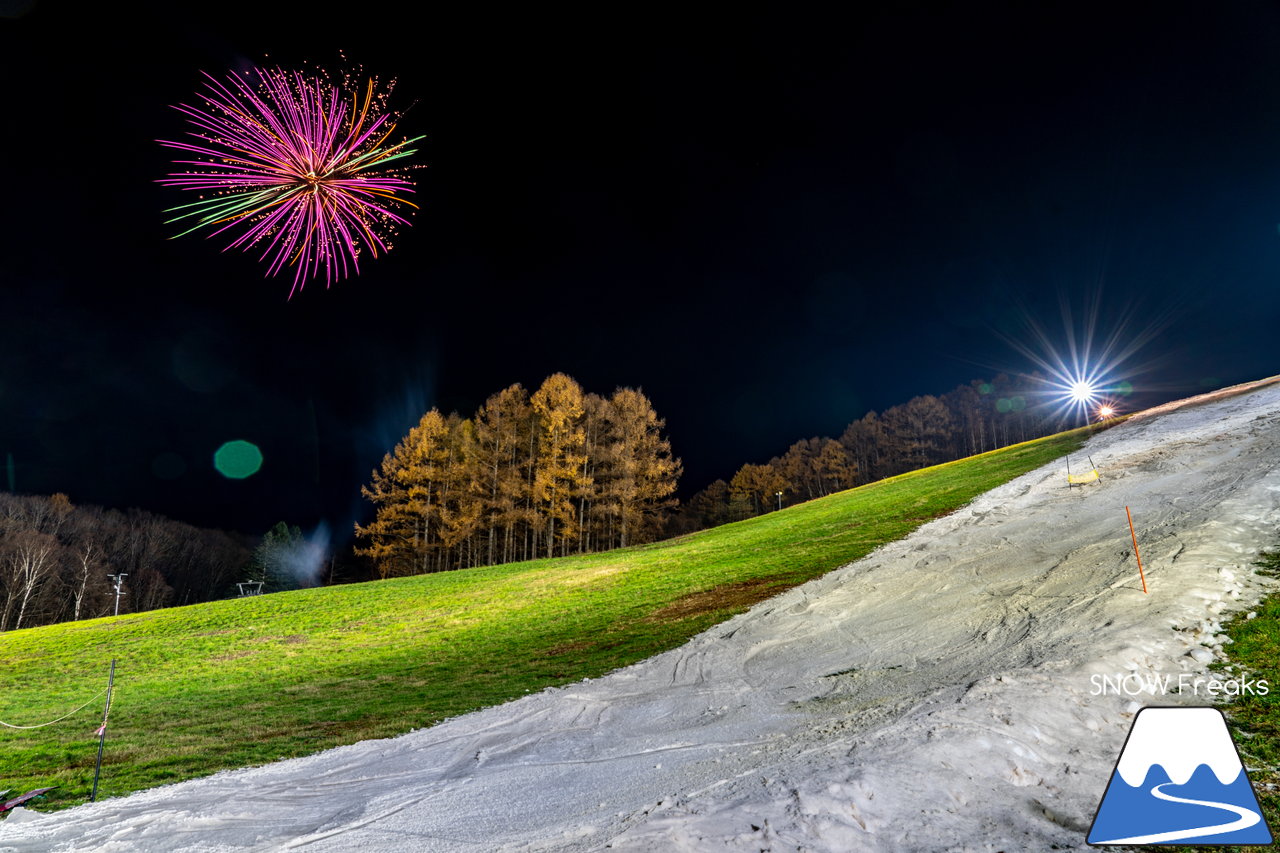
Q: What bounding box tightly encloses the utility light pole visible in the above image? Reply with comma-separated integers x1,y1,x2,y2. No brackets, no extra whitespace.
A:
775,491,783,512
107,573,128,617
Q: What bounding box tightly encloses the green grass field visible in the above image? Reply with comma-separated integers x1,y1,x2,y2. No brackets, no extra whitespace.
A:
0,427,1096,810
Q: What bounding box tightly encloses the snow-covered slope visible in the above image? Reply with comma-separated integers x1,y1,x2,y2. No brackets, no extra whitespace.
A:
4,379,1279,853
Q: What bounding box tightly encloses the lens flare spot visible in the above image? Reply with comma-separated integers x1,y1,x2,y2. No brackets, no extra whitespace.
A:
214,440,263,479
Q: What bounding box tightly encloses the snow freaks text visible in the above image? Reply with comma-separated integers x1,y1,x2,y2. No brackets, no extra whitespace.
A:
1090,673,1270,698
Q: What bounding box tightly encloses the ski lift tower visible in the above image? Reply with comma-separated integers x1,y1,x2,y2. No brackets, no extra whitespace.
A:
236,581,265,597
107,573,128,616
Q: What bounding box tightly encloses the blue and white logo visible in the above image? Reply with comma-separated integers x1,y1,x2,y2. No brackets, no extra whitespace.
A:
1088,706,1273,846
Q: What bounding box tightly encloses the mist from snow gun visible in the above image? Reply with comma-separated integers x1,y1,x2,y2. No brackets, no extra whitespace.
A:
277,522,331,588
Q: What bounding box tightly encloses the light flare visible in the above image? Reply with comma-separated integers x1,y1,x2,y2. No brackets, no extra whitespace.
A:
992,289,1177,425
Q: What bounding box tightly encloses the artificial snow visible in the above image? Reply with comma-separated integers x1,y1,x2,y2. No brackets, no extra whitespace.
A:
3,378,1279,852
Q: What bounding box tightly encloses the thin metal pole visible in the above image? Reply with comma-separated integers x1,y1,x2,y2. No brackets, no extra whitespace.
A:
109,574,127,617
90,659,116,802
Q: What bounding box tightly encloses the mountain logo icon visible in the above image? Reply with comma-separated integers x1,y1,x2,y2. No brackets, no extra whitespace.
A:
1088,706,1273,846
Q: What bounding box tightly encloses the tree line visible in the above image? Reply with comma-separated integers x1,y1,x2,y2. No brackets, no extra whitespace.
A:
355,373,682,577
0,492,251,632
2,370,1066,630
667,374,1065,534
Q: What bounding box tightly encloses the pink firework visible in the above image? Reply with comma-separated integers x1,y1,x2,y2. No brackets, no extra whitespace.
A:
159,66,423,295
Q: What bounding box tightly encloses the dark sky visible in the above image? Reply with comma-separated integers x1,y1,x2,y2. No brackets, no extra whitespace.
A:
2,1,1279,538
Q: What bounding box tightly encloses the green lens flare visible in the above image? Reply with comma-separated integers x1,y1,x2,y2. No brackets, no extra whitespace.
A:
214,440,263,479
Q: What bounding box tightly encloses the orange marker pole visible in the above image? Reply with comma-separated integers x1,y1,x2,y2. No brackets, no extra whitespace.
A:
1125,506,1148,594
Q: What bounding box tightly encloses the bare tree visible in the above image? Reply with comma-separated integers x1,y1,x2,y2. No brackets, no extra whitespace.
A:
0,529,61,631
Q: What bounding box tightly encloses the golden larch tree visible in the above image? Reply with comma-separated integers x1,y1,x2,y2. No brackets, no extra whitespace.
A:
602,388,681,547
531,373,590,558
355,408,451,577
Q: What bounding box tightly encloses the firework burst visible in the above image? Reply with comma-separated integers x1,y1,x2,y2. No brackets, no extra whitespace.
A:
159,65,422,295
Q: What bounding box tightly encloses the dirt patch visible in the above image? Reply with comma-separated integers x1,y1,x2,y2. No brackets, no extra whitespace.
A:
246,634,310,645
313,719,369,736
645,578,785,623
545,639,594,657
211,649,257,662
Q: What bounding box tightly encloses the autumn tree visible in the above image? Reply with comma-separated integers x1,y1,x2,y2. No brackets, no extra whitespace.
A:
357,374,683,576
674,373,1076,537
815,438,856,493
355,409,452,577
668,478,733,535
436,415,486,568
939,382,984,457
772,437,855,503
879,395,954,474
729,463,789,516
597,388,682,547
473,384,534,565
840,412,886,484
531,374,591,558
576,392,610,553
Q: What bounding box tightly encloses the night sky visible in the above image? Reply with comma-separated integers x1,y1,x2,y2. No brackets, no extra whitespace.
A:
2,2,1279,539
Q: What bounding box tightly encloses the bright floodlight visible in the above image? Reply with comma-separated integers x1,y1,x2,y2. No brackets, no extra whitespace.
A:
1098,405,1116,419
1069,380,1097,403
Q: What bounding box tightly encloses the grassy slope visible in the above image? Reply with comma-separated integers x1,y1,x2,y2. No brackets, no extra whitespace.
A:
0,427,1095,809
